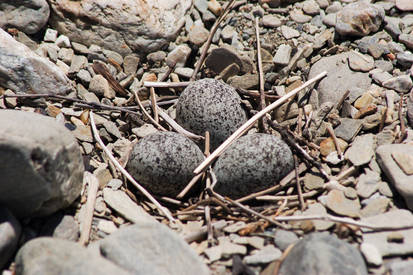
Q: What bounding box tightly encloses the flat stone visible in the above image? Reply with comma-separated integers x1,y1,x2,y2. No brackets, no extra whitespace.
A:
281,25,300,39
69,55,88,74
396,0,413,11
57,47,74,64
334,118,363,142
357,169,380,198
399,34,413,51
302,172,324,190
362,210,413,256
89,74,115,99
302,203,335,231
189,25,209,46
335,2,384,37
278,232,367,275
103,188,156,224
325,189,361,218
303,0,320,15
15,237,129,275
100,222,209,275
309,52,371,106
44,28,58,42
322,13,336,27
345,134,376,166
290,9,312,23
389,260,413,275
0,29,72,95
360,243,382,266
262,14,282,28
166,44,191,68
354,92,374,110
228,73,259,89
371,69,393,85
360,196,390,217
273,44,292,66
224,221,246,233
204,246,222,262
0,207,21,269
348,51,375,72
220,239,247,257
0,0,50,34
205,47,243,74
319,137,348,157
376,144,413,211
392,151,413,175
273,229,299,251
243,245,282,265
39,213,79,241
382,75,413,93
48,0,191,55
131,124,158,138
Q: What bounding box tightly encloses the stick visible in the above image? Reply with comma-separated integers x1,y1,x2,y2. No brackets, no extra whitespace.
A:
193,71,327,174
133,91,167,131
89,111,175,223
79,172,99,246
183,220,227,243
150,87,159,123
255,16,267,133
294,155,306,210
144,81,191,88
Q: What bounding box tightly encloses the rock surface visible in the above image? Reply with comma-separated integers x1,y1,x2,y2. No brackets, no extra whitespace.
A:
126,132,205,197
0,110,84,218
48,0,192,55
0,0,50,34
176,78,247,150
214,133,294,199
278,232,368,275
0,207,21,269
99,222,210,275
0,28,72,94
15,237,129,275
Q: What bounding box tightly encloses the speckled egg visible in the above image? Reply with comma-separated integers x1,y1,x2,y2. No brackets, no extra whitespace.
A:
176,78,247,150
213,133,294,199
126,132,205,197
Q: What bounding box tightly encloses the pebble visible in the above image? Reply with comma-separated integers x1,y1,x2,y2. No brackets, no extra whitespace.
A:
166,44,192,68
176,78,247,149
319,137,348,157
99,222,210,275
273,44,292,66
40,214,79,241
345,134,376,166
0,207,21,269
55,34,71,48
131,124,158,138
382,75,413,93
360,196,390,218
360,243,383,266
389,260,413,275
243,245,282,265
278,232,367,275
262,15,282,28
334,118,363,142
357,169,380,198
228,73,259,89
348,51,375,72
396,0,413,11
281,25,300,39
214,134,294,199
273,229,299,251
89,74,115,99
302,0,320,15
204,47,243,74
302,203,335,230
302,172,324,190
44,28,58,42
325,189,361,218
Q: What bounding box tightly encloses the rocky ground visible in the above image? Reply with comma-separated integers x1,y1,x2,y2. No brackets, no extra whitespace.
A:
2,0,413,274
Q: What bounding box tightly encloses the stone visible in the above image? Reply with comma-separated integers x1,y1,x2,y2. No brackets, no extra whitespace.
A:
15,237,129,275
278,232,367,275
302,0,320,15
214,134,294,199
382,75,413,93
205,47,243,74
354,93,374,110
103,188,156,224
319,137,348,157
396,0,413,11
376,144,413,211
0,0,50,34
389,260,413,275
0,29,72,95
334,118,363,142
290,9,312,23
360,196,390,217
123,54,140,75
176,78,247,149
360,243,382,266
345,134,376,166
281,25,300,39
131,124,158,138
335,2,384,37
89,74,115,99
392,152,413,175
0,207,21,269
228,73,259,90
262,15,282,28
55,34,71,48
273,229,299,251
221,25,235,42
219,239,247,257
308,53,371,106
348,51,375,72
302,203,335,230
100,222,209,275
243,245,282,265
48,0,192,55
407,90,413,128
0,110,84,218
325,189,361,218
371,69,392,85
399,34,413,51
208,0,222,16
166,44,191,68
72,42,90,55
126,132,204,197
273,44,292,66
188,25,209,46
44,28,58,42
322,13,336,27
40,213,79,241
357,169,380,198
69,55,88,75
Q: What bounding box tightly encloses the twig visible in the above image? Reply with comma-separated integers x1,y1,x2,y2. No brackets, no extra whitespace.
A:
149,87,159,123
92,61,128,96
183,220,228,243
193,71,327,174
144,81,191,88
89,111,175,223
133,91,167,131
176,173,204,199
326,123,343,159
190,0,237,81
159,60,177,82
294,155,306,211
255,16,268,133
236,88,280,100
79,172,99,246
397,96,407,143
256,190,319,201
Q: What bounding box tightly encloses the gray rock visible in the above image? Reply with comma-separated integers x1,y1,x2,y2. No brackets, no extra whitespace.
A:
371,69,393,85
290,9,312,23
228,73,259,90
335,2,384,37
302,0,320,15
348,51,374,72
40,213,79,241
374,60,393,72
188,25,209,46
322,13,336,27
166,44,191,68
325,189,361,218
0,207,21,269
123,54,140,75
399,34,413,51
389,260,413,275
214,134,294,199
357,169,380,198
0,29,72,95
360,196,390,217
15,237,129,275
69,55,88,75
126,132,205,197
397,52,413,68
176,78,247,149
396,0,413,11
345,134,376,166
360,243,382,266
308,53,371,106
0,0,50,34
281,25,300,39
278,232,367,275
262,14,282,28
273,44,292,66
48,0,191,55
376,144,413,211
334,118,363,142
0,110,84,218
273,229,299,251
243,245,282,264
99,222,209,275
382,75,413,93
301,203,334,230
44,28,58,42
205,47,243,74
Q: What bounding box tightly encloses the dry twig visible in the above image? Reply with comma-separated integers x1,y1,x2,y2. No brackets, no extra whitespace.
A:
79,172,99,246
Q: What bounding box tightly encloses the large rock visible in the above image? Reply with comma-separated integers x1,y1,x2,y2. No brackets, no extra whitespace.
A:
278,232,367,275
335,2,384,37
176,78,247,150
15,237,129,275
48,0,192,56
126,132,205,197
0,28,72,94
0,110,84,218
0,207,21,269
0,0,50,34
308,52,371,106
214,134,294,199
99,222,210,275
376,144,413,211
